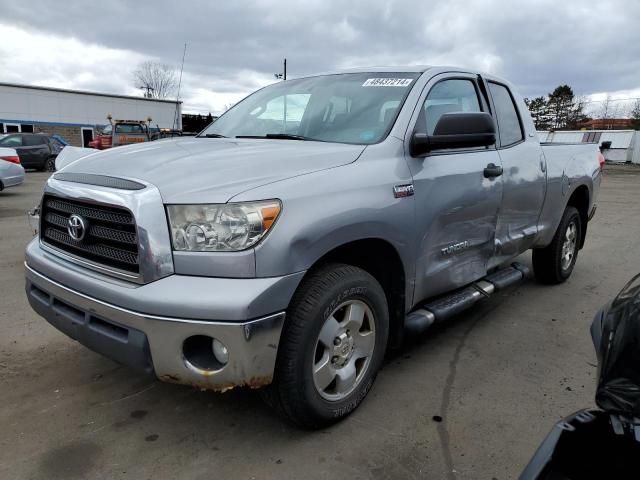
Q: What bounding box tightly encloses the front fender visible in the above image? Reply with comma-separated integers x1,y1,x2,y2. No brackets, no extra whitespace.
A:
232,141,416,299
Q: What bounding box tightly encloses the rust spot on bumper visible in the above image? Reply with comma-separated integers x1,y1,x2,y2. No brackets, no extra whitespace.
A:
158,373,273,393
246,375,273,389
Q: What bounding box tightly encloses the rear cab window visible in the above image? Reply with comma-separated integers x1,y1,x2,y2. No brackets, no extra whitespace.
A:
115,124,144,134
487,82,524,147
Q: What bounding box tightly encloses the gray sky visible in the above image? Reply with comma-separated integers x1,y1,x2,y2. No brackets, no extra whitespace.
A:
1,0,639,116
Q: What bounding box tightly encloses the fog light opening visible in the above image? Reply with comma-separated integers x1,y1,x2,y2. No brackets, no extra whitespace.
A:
183,335,228,372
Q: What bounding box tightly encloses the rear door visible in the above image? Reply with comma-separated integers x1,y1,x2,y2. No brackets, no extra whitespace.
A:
484,79,546,266
22,134,50,169
405,73,504,302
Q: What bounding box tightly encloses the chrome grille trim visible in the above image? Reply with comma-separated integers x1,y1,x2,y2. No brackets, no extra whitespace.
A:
40,176,174,284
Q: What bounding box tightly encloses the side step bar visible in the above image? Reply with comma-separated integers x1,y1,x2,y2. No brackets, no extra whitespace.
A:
404,262,529,336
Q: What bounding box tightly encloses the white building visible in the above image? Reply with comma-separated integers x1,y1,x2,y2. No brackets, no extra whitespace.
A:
538,130,640,164
0,82,182,147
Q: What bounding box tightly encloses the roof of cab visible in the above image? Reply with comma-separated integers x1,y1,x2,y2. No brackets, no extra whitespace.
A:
297,65,504,81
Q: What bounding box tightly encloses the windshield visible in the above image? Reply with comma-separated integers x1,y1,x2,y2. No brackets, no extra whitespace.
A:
200,72,421,144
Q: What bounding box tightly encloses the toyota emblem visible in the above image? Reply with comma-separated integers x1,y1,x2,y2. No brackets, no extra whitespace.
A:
67,214,87,241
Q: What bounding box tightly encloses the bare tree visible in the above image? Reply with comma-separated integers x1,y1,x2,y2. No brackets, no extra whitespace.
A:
599,94,611,117
133,61,177,99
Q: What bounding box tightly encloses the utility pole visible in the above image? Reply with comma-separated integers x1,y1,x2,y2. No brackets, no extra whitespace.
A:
274,58,287,81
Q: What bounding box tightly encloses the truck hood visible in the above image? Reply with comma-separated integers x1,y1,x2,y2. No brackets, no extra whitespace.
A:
63,137,366,203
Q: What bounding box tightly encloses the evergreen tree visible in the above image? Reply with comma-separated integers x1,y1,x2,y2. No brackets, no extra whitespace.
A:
525,96,550,130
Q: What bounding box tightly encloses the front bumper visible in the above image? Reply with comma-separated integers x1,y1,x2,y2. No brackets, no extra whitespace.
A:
26,264,286,391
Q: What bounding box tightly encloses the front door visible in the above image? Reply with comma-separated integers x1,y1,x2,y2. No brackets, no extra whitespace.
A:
484,80,546,266
405,74,503,303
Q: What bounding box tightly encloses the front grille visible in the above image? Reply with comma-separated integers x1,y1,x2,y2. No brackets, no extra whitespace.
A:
41,195,139,274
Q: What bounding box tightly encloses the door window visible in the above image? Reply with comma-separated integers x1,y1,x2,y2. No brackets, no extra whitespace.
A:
23,134,46,146
488,82,523,147
421,79,482,135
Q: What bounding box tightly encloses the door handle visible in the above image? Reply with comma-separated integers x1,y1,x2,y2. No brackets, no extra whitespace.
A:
483,163,503,178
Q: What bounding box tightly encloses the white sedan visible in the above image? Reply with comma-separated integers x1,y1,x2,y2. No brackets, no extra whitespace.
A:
0,146,25,191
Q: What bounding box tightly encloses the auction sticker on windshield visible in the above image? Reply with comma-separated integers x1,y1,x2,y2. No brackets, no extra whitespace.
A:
362,78,413,87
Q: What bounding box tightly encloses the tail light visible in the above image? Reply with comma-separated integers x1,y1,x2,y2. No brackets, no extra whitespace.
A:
597,152,605,170
0,155,20,164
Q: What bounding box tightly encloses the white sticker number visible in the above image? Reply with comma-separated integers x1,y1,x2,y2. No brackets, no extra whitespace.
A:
362,78,413,87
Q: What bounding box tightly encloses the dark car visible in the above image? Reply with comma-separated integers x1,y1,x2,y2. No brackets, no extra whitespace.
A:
521,274,640,479
0,133,59,171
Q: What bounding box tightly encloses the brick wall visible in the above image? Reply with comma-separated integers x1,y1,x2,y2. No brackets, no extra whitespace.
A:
34,124,85,147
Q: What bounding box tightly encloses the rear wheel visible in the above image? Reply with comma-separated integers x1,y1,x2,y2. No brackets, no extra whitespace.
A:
532,206,581,284
45,156,56,172
261,263,389,428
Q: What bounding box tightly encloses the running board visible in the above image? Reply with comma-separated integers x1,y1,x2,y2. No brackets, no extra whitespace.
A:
404,262,529,337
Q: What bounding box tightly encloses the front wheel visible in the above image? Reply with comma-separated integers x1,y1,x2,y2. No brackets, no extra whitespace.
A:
532,206,582,284
261,263,389,428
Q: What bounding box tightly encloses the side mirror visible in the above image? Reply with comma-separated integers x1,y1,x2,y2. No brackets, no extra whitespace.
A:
411,112,496,156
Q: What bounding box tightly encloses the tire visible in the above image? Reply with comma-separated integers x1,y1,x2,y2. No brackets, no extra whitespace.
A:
261,263,389,428
45,156,56,172
532,206,581,284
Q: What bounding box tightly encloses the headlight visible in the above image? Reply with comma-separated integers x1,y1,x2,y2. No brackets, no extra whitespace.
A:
166,200,281,252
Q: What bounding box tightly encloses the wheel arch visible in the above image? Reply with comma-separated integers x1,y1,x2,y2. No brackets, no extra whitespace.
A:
293,238,407,349
566,184,590,249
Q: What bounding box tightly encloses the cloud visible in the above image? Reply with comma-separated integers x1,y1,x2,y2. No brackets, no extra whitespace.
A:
1,0,639,115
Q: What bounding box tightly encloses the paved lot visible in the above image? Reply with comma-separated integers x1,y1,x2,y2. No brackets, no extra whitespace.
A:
1,166,639,479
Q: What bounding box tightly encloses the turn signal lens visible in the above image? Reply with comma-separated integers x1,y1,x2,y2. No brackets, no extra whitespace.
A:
260,205,280,230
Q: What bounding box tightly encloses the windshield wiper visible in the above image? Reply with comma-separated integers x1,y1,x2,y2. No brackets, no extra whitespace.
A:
235,133,311,141
201,133,228,138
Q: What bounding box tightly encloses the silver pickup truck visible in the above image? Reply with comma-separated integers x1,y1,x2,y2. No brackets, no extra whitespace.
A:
25,66,602,428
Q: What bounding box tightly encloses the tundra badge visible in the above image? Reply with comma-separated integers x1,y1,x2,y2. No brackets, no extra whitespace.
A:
441,241,469,256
